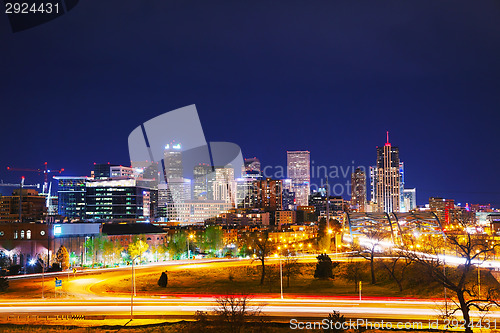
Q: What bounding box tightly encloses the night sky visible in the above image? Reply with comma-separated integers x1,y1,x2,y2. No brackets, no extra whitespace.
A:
1,1,499,206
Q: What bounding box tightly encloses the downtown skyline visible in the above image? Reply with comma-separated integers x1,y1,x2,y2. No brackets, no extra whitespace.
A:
1,1,499,208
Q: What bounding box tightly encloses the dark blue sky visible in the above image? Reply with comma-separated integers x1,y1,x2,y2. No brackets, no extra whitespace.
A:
1,1,499,206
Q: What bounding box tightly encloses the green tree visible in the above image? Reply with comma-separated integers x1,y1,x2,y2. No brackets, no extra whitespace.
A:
55,245,70,270
201,225,223,254
314,253,336,279
151,244,167,262
102,238,123,265
84,237,96,265
167,231,194,259
128,235,149,262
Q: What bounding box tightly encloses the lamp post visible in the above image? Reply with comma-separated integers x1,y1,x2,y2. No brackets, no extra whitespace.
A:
327,228,333,255
130,254,139,318
131,257,134,317
187,233,194,259
478,263,481,297
280,255,283,300
443,250,447,314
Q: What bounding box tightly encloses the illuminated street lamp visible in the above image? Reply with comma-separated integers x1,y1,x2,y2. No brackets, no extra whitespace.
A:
187,233,194,259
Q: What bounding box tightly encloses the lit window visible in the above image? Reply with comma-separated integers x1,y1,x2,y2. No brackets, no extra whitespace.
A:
14,231,17,239
21,230,25,239
27,230,31,240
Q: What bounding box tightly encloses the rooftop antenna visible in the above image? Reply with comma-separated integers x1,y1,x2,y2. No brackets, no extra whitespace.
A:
385,131,390,146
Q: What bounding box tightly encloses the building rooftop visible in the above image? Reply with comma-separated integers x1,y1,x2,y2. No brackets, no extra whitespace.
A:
102,223,166,235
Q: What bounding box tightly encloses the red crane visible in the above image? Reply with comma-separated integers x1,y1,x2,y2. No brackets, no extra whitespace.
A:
7,162,64,195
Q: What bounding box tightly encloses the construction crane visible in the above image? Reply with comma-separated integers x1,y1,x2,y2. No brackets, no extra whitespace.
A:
7,162,64,195
0,178,40,189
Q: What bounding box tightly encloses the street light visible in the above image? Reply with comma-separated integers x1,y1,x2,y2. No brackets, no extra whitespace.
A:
187,234,194,259
130,253,140,318
279,254,283,300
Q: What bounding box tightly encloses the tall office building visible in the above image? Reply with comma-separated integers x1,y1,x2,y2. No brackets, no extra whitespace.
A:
193,163,212,200
282,179,295,210
287,151,310,207
351,168,366,212
55,176,87,220
0,189,46,222
93,163,115,179
163,142,183,180
213,166,236,205
370,133,401,213
402,188,417,212
429,197,454,225
85,178,155,221
254,178,283,211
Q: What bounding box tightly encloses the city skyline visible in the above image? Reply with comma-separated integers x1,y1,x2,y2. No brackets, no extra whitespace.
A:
1,1,499,208
1,131,497,210
2,2,500,330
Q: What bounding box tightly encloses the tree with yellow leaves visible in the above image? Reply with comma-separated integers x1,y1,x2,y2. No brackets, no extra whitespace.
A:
55,245,70,270
128,235,149,263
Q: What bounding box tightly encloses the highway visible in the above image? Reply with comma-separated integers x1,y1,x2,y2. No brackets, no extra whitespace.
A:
0,297,499,323
0,255,498,325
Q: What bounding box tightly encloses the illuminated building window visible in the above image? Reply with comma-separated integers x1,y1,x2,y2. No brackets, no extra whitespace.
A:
27,230,31,240
21,230,25,239
14,231,18,239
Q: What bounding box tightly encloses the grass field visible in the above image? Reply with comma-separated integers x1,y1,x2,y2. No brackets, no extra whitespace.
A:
91,260,491,299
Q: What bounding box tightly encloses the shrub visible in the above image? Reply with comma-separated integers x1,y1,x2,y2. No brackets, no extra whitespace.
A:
158,271,168,288
47,263,62,272
323,310,346,333
0,277,8,292
314,254,336,279
7,265,21,275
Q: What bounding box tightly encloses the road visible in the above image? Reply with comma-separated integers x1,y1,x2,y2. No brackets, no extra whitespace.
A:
0,255,498,325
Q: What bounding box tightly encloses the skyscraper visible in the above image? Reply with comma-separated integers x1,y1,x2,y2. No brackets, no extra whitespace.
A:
163,142,183,180
254,178,283,211
287,151,310,207
193,163,212,200
351,168,366,212
371,133,401,213
213,166,236,205
429,197,454,225
402,188,417,212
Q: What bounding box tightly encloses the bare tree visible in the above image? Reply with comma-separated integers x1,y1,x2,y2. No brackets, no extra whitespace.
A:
354,229,386,284
380,250,412,292
283,253,301,288
252,232,274,285
342,260,363,292
214,294,261,333
403,218,500,333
